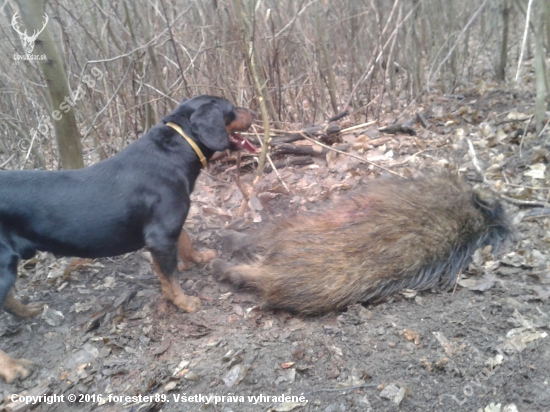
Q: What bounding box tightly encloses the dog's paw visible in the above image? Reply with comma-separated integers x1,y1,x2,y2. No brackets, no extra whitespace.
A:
0,351,32,383
189,249,216,265
4,297,45,319
21,302,45,318
178,249,217,272
197,249,217,264
173,295,201,313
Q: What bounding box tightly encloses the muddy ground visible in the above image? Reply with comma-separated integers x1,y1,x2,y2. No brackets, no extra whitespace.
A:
1,85,549,412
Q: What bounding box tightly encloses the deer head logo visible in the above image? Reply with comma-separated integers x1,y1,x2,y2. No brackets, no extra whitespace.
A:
12,11,49,55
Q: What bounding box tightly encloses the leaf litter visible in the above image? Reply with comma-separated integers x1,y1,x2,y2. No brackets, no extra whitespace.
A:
1,83,550,411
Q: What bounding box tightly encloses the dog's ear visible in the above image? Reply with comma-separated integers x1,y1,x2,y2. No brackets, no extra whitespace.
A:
190,103,229,152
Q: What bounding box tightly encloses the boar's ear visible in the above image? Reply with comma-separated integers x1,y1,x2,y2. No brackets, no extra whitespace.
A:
473,190,502,220
190,103,229,152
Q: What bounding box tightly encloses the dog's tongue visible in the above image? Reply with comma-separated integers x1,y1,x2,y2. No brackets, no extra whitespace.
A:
230,133,257,153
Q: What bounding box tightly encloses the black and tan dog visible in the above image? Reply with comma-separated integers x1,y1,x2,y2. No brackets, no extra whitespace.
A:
0,95,255,382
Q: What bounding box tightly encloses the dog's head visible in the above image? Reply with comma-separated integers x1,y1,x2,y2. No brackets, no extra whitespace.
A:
162,95,256,153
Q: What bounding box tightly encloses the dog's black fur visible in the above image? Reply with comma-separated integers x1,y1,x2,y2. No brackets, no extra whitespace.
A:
0,95,254,382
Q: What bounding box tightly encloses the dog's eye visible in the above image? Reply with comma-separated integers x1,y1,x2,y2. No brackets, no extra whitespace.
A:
224,113,236,125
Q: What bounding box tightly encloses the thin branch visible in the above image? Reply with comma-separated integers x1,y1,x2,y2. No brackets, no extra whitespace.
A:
345,1,417,108
466,138,490,186
298,132,401,177
81,62,133,141
0,154,15,169
515,0,534,82
427,0,491,87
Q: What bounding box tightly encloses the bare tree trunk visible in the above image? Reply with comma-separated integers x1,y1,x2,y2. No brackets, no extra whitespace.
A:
448,0,458,90
497,0,511,82
15,0,84,169
534,13,548,137
315,2,339,115
411,0,424,98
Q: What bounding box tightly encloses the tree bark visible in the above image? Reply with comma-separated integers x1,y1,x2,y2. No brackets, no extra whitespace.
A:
497,0,511,82
533,13,547,137
15,0,84,169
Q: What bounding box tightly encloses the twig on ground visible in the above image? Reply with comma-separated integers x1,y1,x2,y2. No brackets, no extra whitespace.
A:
500,197,550,207
495,115,533,126
519,115,533,157
327,111,350,122
266,153,290,193
392,145,449,167
466,138,490,186
341,121,378,134
299,132,402,177
234,152,251,218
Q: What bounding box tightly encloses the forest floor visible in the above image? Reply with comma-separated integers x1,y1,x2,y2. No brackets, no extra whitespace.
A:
1,82,549,412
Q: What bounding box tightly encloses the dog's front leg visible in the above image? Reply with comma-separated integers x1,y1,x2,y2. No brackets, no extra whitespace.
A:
3,291,44,318
150,248,201,312
0,350,32,383
0,292,39,382
177,229,216,271
0,250,34,382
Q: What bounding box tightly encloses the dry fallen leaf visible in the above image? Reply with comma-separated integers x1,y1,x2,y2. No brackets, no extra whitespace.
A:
403,329,420,345
457,273,497,291
523,163,546,180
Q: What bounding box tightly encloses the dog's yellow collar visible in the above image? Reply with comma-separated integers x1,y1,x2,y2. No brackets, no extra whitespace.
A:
166,122,207,168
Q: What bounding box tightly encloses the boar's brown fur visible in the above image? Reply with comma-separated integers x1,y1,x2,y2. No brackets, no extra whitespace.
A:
212,174,512,315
